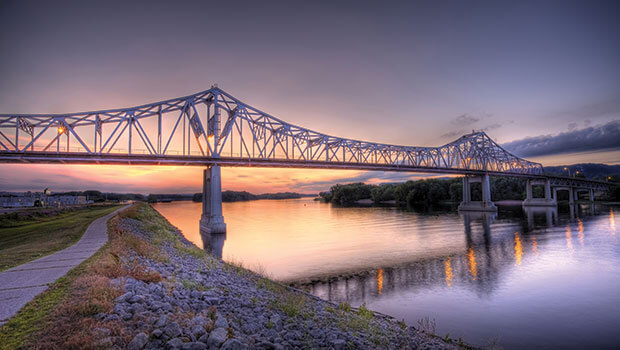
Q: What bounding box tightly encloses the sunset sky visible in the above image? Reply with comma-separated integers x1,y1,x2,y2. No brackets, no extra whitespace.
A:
1,0,619,194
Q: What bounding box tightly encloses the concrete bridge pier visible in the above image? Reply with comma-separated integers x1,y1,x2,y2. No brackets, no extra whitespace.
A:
553,187,575,205
523,179,556,207
199,164,227,234
458,174,497,212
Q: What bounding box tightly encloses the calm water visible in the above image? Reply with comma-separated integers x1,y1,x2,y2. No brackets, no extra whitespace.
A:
153,199,620,349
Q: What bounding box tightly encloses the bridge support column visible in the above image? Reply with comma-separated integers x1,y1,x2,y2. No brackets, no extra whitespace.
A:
199,165,226,234
589,189,594,202
523,178,556,207
462,176,471,203
458,174,497,212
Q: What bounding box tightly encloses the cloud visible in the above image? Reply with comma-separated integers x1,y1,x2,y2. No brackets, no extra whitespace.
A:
441,113,507,140
440,130,464,139
451,114,480,125
502,120,620,157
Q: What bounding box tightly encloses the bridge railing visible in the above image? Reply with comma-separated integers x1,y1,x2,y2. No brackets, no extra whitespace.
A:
0,87,544,175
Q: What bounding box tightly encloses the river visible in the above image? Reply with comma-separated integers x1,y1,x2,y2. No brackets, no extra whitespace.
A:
152,199,620,349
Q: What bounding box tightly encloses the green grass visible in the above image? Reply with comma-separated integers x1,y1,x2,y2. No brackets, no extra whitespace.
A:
0,205,121,271
0,241,109,349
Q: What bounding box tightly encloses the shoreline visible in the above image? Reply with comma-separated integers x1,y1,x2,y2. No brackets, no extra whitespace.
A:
0,203,471,349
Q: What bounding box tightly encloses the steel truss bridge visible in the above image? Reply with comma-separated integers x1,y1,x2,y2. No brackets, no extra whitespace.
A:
0,86,614,230
0,86,543,176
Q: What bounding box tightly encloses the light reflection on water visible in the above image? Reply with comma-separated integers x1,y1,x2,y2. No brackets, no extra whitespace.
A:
153,200,620,349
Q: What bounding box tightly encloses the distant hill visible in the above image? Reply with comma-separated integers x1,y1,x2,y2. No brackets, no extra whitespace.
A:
543,163,620,180
192,191,316,203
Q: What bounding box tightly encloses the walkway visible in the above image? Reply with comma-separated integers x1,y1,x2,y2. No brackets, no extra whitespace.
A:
0,205,128,326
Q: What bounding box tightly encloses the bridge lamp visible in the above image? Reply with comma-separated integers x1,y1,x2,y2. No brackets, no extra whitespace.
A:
57,126,65,134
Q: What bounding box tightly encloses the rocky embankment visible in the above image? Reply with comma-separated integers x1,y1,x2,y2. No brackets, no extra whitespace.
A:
98,205,465,349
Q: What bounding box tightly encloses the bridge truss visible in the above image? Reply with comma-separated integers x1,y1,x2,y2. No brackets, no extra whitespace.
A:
0,87,543,176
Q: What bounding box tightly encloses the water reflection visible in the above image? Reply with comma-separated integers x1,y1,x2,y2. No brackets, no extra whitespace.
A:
153,200,620,349
201,231,226,259
444,258,453,287
611,209,616,235
377,268,383,294
524,206,557,229
295,206,606,304
514,232,523,266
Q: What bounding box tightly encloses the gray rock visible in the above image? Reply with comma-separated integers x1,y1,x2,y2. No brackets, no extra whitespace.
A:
214,313,228,329
164,322,182,338
221,338,248,350
130,303,146,314
197,333,210,343
191,325,206,338
129,294,146,304
152,329,164,338
155,314,169,328
167,338,184,349
329,339,346,350
206,327,228,348
105,314,120,322
204,297,221,305
183,342,207,350
269,314,282,330
128,332,149,350
116,291,133,303
241,322,259,335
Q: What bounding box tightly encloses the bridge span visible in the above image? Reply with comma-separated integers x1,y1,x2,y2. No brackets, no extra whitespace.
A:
0,86,614,233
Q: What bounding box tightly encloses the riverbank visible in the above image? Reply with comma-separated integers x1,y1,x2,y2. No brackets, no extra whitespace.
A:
0,203,469,349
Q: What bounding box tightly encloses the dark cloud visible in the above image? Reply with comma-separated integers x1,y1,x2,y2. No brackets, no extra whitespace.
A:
451,114,480,125
567,122,577,131
442,113,506,140
503,120,620,157
440,130,464,139
481,123,502,131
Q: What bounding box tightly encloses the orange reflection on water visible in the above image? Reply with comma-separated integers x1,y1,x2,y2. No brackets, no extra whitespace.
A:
377,268,384,295
532,236,538,256
578,219,584,247
467,247,477,280
566,226,574,253
514,232,523,266
444,258,453,287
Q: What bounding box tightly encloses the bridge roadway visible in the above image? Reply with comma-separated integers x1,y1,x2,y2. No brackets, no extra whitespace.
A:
0,86,615,232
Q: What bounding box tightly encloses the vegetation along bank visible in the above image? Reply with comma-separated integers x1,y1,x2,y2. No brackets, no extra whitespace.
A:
0,203,468,349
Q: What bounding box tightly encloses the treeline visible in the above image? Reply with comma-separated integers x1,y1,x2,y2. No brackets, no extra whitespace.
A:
146,194,194,203
55,190,146,202
319,177,544,206
192,191,311,203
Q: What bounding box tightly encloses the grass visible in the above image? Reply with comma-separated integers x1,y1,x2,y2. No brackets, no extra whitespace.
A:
0,203,166,349
180,278,209,291
0,205,121,271
276,292,307,318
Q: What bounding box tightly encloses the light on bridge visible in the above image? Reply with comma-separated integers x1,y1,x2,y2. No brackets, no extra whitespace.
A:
57,126,65,134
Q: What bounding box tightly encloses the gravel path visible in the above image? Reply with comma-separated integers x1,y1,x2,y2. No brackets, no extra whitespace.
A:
0,205,128,326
